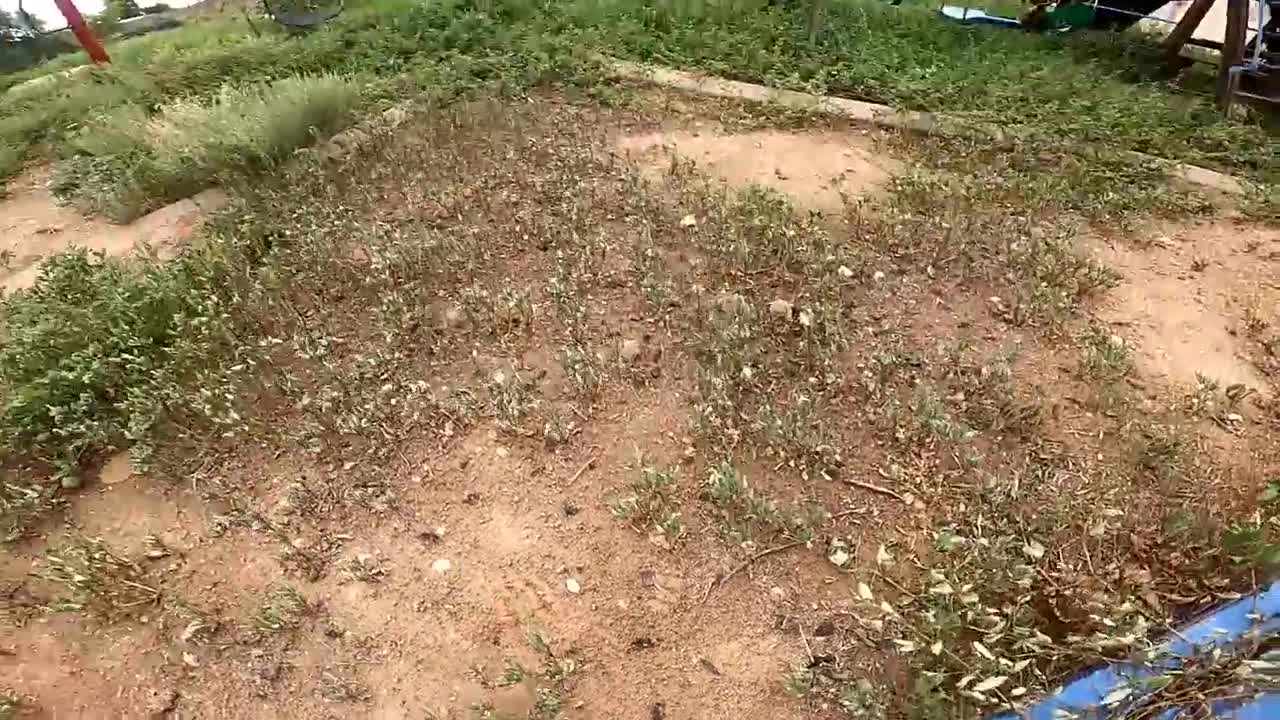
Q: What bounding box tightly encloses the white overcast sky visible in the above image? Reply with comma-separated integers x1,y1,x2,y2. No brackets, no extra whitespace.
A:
2,0,200,25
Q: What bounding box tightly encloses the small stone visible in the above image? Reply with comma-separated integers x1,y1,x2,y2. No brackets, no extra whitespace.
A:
679,214,697,228
145,688,179,719
182,651,200,668
768,299,794,320
60,475,83,490
716,292,746,315
838,265,854,278
443,307,466,329
565,578,582,594
872,270,886,281
769,586,786,599
619,339,643,364
432,558,452,574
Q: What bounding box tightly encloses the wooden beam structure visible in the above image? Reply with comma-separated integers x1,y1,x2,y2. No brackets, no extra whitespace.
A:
1162,0,1218,69
1217,0,1250,109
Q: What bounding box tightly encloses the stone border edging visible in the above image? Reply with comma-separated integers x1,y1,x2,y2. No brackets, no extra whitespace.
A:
606,59,1248,197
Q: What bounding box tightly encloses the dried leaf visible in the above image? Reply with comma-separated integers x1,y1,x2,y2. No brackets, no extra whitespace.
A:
973,676,1008,693
972,641,996,661
1102,687,1132,706
929,582,954,595
875,544,893,566
892,639,916,653
857,582,874,601
1022,540,1046,560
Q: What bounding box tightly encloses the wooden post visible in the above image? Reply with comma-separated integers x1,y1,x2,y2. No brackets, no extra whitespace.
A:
1162,0,1217,68
1216,0,1248,110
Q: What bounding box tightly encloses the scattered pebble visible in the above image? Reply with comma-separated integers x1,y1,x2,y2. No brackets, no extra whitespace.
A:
872,270,886,281
768,298,794,320
619,339,643,364
565,578,582,594
60,475,83,490
431,558,452,574
838,265,854,278
679,214,697,228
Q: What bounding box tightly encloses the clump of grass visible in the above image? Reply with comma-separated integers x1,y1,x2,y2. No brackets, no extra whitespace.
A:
703,462,817,545
37,534,159,617
1082,325,1133,381
611,462,683,541
754,392,842,481
254,583,309,635
55,74,360,221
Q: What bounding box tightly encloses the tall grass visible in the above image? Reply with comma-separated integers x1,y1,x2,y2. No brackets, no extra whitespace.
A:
54,74,360,220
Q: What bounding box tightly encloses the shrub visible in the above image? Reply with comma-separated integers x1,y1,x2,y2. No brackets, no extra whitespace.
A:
56,74,360,220
0,247,244,475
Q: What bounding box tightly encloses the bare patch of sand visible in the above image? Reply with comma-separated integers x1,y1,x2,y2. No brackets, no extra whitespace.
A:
617,126,895,211
1086,218,1280,394
0,168,228,292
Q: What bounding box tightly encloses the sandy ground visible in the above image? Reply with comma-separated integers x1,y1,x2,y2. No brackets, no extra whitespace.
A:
1,97,1277,719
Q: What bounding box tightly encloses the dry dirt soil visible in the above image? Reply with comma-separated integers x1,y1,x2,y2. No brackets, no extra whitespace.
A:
1,89,1277,720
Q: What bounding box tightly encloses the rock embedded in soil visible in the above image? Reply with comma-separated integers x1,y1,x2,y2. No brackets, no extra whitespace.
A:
768,299,794,321
619,339,643,364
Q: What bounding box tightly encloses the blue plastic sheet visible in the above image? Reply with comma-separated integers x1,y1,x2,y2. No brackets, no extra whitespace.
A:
992,581,1280,719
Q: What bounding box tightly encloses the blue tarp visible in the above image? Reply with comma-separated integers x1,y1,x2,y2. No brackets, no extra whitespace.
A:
993,581,1280,719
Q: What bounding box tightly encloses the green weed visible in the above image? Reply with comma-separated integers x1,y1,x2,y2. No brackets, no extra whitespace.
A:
254,583,309,634
611,462,684,540
0,248,248,477
55,75,360,221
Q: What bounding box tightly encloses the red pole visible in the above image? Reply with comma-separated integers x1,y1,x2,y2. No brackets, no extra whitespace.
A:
51,0,110,64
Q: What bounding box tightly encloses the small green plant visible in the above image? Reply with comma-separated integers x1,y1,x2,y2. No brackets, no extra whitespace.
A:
783,667,815,698
611,462,683,541
1082,326,1132,380
485,370,539,431
37,534,159,617
0,248,248,478
255,583,309,634
754,392,842,480
559,344,602,398
703,462,814,545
